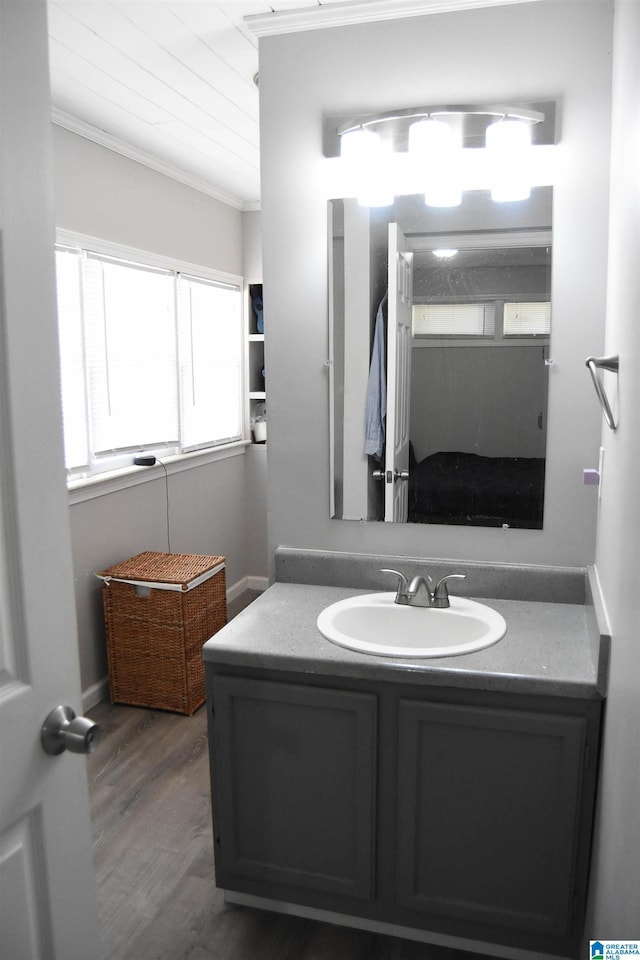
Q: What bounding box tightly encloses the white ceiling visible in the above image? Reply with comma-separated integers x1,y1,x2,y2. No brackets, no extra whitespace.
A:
47,0,533,211
47,1,283,209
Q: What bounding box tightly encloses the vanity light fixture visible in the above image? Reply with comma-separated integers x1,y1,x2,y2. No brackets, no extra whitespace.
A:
334,103,549,207
432,248,459,259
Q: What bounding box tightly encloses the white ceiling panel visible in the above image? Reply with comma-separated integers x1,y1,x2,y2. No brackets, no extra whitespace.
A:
48,0,266,207
49,39,175,126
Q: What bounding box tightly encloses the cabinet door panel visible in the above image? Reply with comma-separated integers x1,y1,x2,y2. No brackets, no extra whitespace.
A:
396,700,586,935
212,676,376,899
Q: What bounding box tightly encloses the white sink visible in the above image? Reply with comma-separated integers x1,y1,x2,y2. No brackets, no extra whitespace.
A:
316,592,506,658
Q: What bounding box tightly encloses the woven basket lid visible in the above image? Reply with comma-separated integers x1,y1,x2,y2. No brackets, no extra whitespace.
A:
99,551,225,589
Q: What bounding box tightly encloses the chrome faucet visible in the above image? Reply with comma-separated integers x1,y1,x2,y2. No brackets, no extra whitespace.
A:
381,569,466,609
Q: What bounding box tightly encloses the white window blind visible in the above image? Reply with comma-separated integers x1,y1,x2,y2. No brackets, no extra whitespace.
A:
54,241,243,476
413,302,496,337
177,275,243,451
84,255,178,455
503,302,551,336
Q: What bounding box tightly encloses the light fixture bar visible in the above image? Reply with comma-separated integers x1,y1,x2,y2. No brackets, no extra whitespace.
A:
327,100,555,157
336,104,545,140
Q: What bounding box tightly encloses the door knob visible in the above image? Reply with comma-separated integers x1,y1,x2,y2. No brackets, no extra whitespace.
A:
41,705,101,756
372,469,409,482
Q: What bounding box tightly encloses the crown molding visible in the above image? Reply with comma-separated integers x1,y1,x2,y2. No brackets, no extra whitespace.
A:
51,108,257,211
245,0,539,37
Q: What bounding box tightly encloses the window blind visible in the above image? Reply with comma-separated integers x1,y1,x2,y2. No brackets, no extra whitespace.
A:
177,275,243,451
55,240,244,476
503,302,551,336
412,302,496,337
83,256,178,455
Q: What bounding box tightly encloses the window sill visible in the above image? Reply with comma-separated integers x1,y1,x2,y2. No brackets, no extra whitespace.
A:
68,441,250,505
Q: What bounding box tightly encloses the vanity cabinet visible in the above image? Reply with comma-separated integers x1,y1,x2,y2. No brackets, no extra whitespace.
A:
206,666,601,958
210,675,376,899
396,700,589,938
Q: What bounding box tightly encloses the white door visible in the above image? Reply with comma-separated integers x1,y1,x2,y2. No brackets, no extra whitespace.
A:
0,3,100,958
384,224,413,522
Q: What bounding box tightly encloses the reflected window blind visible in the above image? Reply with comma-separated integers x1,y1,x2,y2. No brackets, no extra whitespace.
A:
504,302,551,336
412,303,496,337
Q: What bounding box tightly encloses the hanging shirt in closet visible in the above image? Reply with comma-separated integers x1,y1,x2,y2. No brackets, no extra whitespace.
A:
364,293,387,460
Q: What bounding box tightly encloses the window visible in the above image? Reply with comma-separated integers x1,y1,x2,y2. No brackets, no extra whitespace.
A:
413,303,496,337
503,301,551,336
55,239,243,478
412,301,551,340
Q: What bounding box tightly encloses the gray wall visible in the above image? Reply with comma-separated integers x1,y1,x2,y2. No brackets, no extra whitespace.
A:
259,0,612,570
410,344,548,460
586,0,640,936
53,126,242,272
242,208,263,280
54,128,268,699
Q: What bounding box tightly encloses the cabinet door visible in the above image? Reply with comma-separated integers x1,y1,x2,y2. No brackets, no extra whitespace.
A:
396,699,586,936
211,676,377,900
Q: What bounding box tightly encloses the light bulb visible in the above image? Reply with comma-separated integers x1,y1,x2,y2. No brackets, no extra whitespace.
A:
486,119,533,202
340,128,394,207
340,128,377,161
408,118,462,207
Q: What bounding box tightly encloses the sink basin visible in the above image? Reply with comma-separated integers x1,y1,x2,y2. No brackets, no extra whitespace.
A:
316,592,506,658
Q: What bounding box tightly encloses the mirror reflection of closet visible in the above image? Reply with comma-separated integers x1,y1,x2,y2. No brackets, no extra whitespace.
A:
329,188,552,528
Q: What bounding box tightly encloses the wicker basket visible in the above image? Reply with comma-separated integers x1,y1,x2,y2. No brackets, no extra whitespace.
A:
100,552,227,715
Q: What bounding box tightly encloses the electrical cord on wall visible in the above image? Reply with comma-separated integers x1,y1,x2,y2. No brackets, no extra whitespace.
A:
155,458,172,554
133,453,172,553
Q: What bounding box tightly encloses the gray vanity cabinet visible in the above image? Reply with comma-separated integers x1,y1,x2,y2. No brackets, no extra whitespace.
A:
210,675,377,900
206,666,600,957
396,700,589,936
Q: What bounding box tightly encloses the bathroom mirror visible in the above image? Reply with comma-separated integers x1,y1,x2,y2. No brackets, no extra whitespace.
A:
329,188,552,527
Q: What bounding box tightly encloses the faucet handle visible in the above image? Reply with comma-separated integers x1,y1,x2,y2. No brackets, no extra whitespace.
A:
432,574,466,608
380,568,409,598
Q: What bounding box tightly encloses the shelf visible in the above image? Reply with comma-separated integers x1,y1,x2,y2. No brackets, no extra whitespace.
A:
248,281,266,445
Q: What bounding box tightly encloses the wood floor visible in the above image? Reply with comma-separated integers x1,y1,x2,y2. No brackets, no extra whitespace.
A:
86,592,497,960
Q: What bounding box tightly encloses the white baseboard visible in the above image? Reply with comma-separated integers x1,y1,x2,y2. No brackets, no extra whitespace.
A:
82,677,110,712
82,575,268,708
227,574,269,602
247,574,269,593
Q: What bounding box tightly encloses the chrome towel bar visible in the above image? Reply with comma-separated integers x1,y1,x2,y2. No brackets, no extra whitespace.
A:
586,355,619,430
